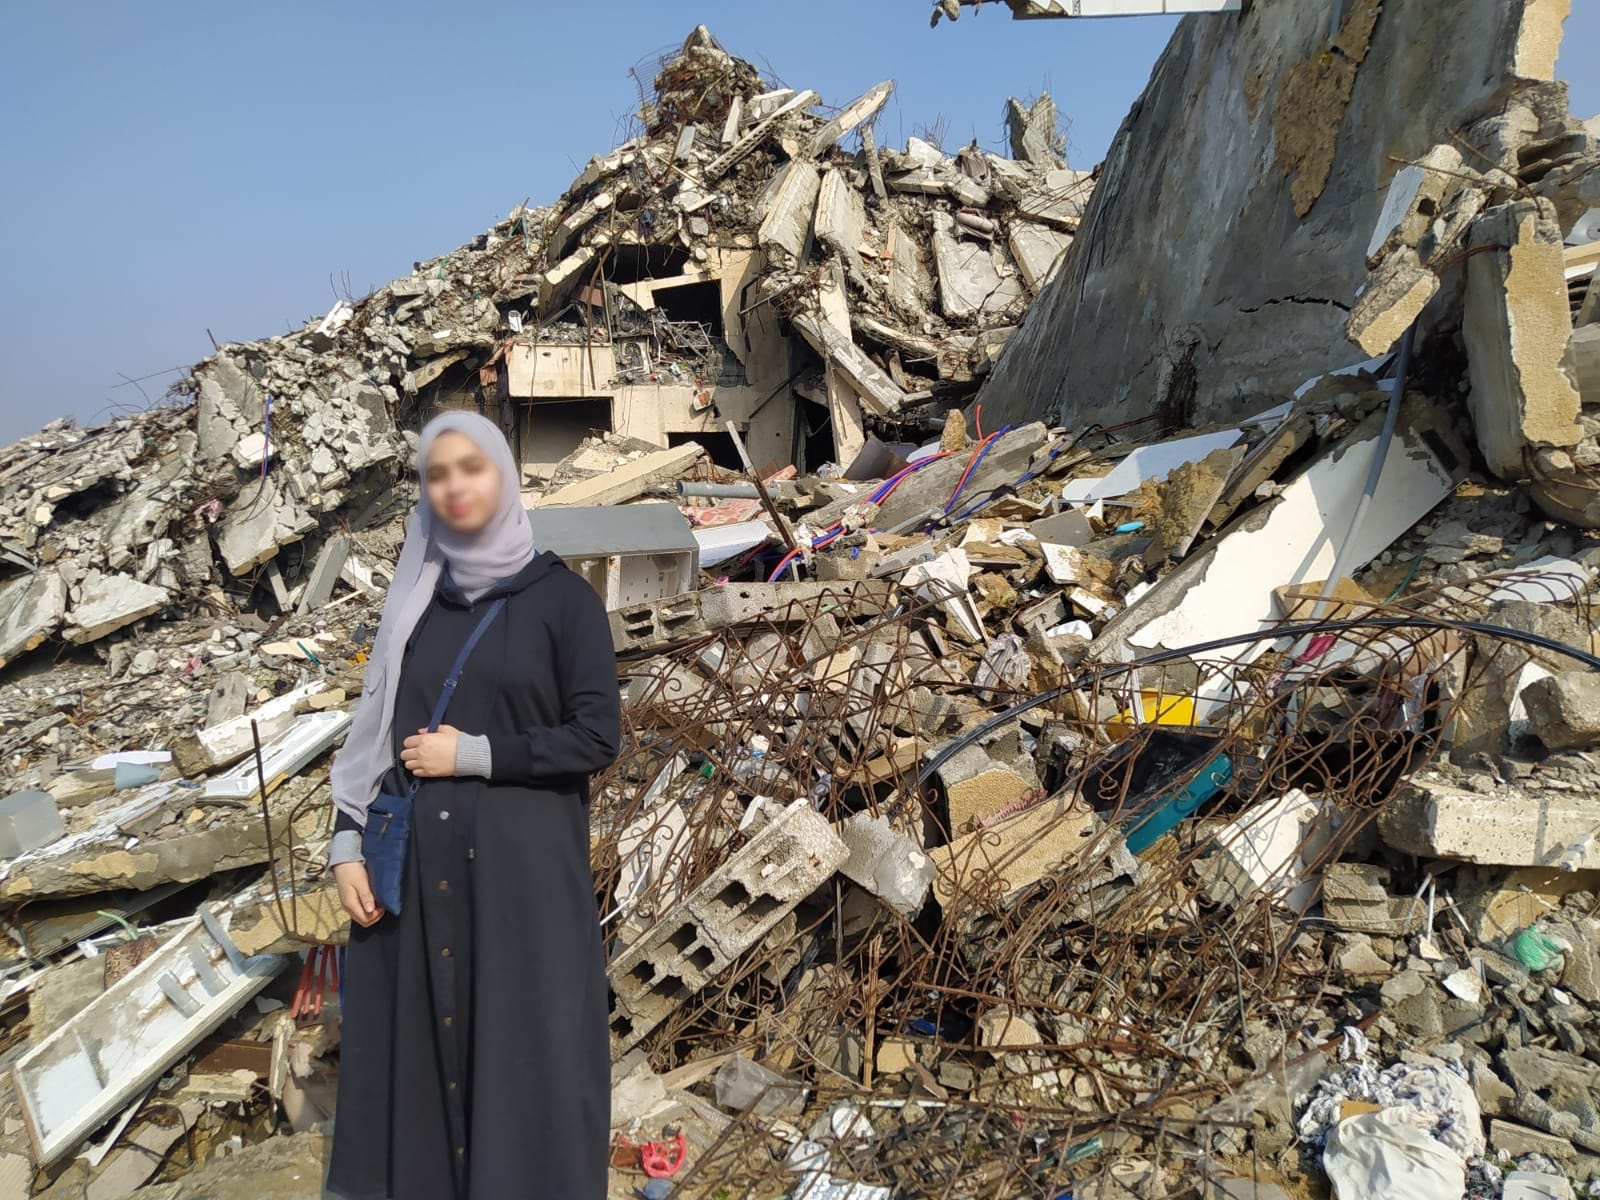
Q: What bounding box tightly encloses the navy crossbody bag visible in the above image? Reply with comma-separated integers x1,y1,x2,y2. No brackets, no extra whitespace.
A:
361,596,507,915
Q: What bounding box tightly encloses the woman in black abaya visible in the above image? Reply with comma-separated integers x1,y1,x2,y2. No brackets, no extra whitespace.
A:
323,411,621,1200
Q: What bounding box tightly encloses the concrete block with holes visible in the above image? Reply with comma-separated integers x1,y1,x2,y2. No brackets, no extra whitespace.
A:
607,579,894,655
607,798,848,1056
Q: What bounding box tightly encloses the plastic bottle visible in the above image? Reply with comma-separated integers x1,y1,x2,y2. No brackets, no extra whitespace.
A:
730,734,770,783
680,761,715,807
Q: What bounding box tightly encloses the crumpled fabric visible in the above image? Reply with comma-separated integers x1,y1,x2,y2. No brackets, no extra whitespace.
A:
1297,1041,1484,1160
1323,1108,1466,1200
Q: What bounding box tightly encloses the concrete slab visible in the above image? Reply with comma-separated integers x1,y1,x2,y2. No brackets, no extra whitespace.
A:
790,311,906,417
1102,402,1466,716
63,572,169,644
1380,775,1600,867
931,213,1024,319
756,160,821,265
814,169,867,262
0,569,66,667
1008,222,1074,292
529,444,705,509
1465,200,1583,478
806,80,892,157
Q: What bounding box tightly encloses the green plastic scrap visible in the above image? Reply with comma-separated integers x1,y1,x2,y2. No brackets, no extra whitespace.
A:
1512,926,1564,971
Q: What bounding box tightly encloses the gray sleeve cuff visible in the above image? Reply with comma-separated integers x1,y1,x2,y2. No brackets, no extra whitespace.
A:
454,732,493,779
329,829,365,866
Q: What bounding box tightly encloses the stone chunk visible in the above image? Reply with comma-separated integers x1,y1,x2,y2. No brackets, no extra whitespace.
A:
1380,775,1600,867
296,536,350,614
977,1005,1042,1049
206,672,249,727
213,484,315,575
929,801,1134,909
837,812,934,915
1320,862,1425,935
1347,245,1439,356
1490,1118,1578,1161
1498,1046,1600,1154
1521,671,1600,750
1365,144,1467,263
63,572,169,644
193,354,262,461
875,1035,923,1075
931,743,1034,833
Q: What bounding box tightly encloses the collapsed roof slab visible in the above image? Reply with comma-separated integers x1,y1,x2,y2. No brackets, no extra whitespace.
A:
757,160,822,266
0,570,66,669
972,0,1572,433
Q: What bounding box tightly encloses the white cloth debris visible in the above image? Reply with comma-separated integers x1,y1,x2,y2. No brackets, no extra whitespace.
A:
1298,1042,1483,1161
1323,1108,1466,1200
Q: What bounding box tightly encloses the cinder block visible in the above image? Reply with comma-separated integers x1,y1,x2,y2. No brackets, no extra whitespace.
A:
609,581,894,655
607,799,847,1054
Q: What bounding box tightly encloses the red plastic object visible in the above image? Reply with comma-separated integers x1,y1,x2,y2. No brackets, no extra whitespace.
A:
639,1131,686,1178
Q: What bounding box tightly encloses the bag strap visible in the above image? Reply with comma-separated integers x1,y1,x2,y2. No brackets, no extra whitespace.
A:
404,596,507,798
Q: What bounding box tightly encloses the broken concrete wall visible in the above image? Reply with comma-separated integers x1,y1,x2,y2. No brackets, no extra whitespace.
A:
1464,198,1584,477
973,0,1570,433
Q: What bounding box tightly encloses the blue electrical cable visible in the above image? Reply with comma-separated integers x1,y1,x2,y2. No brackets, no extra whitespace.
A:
942,424,1014,514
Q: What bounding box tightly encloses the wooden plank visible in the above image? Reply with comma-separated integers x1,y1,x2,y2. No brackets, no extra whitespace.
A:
11,910,285,1164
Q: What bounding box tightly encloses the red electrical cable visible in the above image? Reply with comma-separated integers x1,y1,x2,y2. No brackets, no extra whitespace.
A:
946,430,1000,510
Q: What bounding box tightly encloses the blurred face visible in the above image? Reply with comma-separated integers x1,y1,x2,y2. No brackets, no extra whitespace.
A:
424,430,502,534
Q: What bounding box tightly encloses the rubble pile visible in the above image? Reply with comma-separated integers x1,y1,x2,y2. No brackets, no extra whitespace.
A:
3,26,1085,689
0,11,1597,1200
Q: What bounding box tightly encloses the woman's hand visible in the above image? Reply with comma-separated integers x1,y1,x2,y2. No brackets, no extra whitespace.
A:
334,861,384,926
401,724,460,778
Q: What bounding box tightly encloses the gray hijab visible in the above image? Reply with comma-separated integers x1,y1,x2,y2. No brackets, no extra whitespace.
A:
330,410,535,828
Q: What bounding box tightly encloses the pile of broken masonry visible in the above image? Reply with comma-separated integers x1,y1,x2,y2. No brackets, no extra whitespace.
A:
1,10,1599,1200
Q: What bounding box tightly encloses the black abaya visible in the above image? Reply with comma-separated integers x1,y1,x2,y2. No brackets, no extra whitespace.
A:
326,551,621,1200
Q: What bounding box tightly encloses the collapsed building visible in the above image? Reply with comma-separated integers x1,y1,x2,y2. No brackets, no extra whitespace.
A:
0,5,1598,1199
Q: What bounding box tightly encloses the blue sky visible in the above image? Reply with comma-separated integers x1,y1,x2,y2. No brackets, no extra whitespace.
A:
1,2,1595,446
